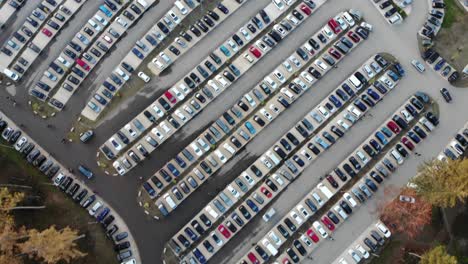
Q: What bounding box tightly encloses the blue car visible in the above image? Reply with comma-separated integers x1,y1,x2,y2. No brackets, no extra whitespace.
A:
167,163,180,177
132,48,144,59
387,70,400,81
314,136,329,149
245,121,256,134
99,5,113,17
219,45,231,57
353,98,367,112
97,207,110,221
375,131,388,145
184,227,198,241
174,155,186,168
30,89,46,100
246,199,259,212
143,182,156,197
407,131,421,143
367,88,381,101
193,248,207,264
78,165,94,179
394,63,405,76
329,95,342,108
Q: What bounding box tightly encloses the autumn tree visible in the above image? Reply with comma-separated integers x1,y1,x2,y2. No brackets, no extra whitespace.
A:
379,188,432,239
410,158,468,208
420,245,457,264
0,188,86,264
18,225,87,264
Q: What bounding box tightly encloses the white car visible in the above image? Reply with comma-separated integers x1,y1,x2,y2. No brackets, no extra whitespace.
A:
287,14,299,25
376,222,392,238
261,156,273,169
215,75,229,87
318,106,330,118
174,110,187,122
272,0,284,10
337,120,350,131
401,109,414,122
152,59,165,69
273,24,287,36
322,25,335,38
313,221,328,238
260,108,273,121
272,173,285,186
151,104,164,117
190,143,203,156
227,185,240,198
124,124,137,137
363,64,375,78
282,61,293,72
380,76,395,89
14,137,28,151
170,87,185,100
273,70,285,83
151,128,165,140
138,71,151,82
335,15,348,30
159,52,171,64
411,59,426,73
109,137,122,150
215,150,227,163
208,80,221,92
343,192,358,207
243,53,254,63
342,11,355,26
264,76,278,90
115,68,129,81
268,231,282,246
300,72,314,83
360,21,373,31
116,17,128,28
113,161,126,175
348,249,361,263
290,211,303,225
314,59,328,71
242,172,255,185
356,244,370,259
227,40,238,52
240,27,251,40
289,55,301,67
296,204,310,219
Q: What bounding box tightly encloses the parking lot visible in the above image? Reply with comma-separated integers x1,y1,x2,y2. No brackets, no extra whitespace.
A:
0,0,467,264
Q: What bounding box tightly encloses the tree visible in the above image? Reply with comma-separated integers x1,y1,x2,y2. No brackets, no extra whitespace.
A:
410,159,468,208
18,225,87,264
379,188,432,239
420,245,457,264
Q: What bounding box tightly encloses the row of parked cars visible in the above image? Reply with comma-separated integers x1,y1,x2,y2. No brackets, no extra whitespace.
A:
81,0,203,120
105,0,319,175
151,0,247,73
172,53,391,264
422,48,459,83
2,0,72,81
153,11,366,221
371,0,403,24
45,0,155,111
437,123,467,161
276,112,438,264
243,91,436,264
29,0,129,104
418,0,445,39
0,114,135,264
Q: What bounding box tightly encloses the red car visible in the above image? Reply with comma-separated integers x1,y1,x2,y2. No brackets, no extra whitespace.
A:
164,91,177,104
321,216,335,231
42,28,53,37
387,121,401,133
328,48,341,59
76,59,90,71
306,229,320,242
327,19,341,34
260,187,272,198
401,137,415,150
247,252,260,264
299,4,311,16
218,224,231,239
249,46,262,58
282,259,291,264
347,31,360,43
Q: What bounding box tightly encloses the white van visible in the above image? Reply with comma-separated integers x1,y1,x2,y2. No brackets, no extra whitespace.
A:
348,75,362,90
89,201,102,216
419,117,435,131
266,151,281,165
3,69,19,81
137,0,148,8
163,193,177,209
175,1,188,15
262,239,279,256
205,205,219,219
317,183,333,199
389,13,402,24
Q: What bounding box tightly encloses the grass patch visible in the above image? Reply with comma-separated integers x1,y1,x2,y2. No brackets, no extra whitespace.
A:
0,141,116,264
442,0,463,28
30,98,57,118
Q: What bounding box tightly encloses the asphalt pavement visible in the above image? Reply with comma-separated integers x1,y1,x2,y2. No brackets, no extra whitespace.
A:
0,0,467,264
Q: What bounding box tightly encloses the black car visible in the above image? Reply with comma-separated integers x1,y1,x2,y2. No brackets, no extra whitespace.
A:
217,3,229,14
259,9,270,23
440,88,452,103
157,22,169,34
425,112,439,126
